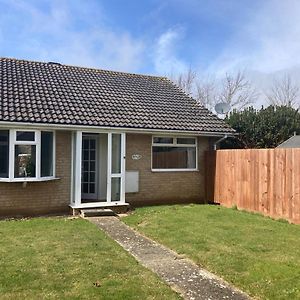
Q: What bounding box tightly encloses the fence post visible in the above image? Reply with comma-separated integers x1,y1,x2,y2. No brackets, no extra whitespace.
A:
205,151,216,203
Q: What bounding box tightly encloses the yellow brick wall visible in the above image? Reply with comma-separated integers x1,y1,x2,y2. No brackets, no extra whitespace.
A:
125,133,209,206
0,131,211,216
0,131,71,217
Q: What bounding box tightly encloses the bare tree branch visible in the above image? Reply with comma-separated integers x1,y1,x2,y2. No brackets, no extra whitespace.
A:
170,69,257,112
266,74,299,107
219,71,258,111
169,67,196,96
195,77,216,111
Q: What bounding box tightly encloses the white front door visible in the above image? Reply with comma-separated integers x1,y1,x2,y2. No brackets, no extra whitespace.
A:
81,135,98,200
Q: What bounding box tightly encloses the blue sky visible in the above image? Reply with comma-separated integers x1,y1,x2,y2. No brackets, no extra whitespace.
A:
0,0,300,81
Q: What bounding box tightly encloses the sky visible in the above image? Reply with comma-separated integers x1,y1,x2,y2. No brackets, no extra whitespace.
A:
1,0,300,105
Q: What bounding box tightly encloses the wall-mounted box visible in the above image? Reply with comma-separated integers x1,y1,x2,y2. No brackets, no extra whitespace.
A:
125,171,139,193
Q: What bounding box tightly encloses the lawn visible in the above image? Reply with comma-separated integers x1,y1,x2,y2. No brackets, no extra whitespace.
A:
123,204,300,300
0,217,180,300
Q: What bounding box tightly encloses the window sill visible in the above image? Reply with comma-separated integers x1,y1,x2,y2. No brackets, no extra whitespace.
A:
0,177,60,183
151,169,199,172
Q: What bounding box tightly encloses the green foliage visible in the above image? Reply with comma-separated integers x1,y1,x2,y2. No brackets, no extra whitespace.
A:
222,105,300,148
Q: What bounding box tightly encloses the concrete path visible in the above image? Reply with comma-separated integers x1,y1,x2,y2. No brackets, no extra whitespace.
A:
88,216,250,300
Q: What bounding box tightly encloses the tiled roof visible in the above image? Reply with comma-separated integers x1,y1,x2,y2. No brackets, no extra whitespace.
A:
277,135,300,148
0,57,234,134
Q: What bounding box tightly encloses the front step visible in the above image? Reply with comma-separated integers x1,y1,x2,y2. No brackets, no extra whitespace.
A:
80,208,116,218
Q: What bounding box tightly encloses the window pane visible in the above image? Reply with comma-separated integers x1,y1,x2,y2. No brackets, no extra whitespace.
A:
111,177,121,201
153,137,173,144
83,150,89,160
0,130,9,178
90,139,96,150
90,172,95,182
152,146,196,169
89,183,95,193
41,132,53,177
112,134,121,173
90,150,95,160
83,172,89,182
83,183,88,193
177,138,196,145
14,145,36,177
16,131,35,141
90,161,95,171
83,139,89,149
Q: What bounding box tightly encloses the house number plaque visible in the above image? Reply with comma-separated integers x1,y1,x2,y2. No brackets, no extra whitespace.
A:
132,154,142,160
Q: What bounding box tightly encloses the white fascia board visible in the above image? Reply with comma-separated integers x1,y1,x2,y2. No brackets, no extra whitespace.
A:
0,121,236,137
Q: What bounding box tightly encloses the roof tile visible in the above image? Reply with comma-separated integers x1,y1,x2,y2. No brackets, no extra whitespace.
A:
0,57,234,134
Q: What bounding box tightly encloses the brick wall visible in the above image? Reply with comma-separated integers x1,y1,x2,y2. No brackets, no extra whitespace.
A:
0,131,71,217
0,131,211,216
125,133,209,206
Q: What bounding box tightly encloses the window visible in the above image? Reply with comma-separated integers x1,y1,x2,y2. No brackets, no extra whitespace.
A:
153,137,173,144
16,131,35,141
0,129,55,181
41,132,54,177
14,130,37,178
0,131,9,178
152,136,197,171
15,145,36,178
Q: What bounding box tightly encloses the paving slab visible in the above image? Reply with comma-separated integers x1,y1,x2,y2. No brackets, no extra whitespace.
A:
88,216,250,300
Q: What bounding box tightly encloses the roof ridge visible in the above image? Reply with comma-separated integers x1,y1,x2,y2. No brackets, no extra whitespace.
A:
0,56,167,80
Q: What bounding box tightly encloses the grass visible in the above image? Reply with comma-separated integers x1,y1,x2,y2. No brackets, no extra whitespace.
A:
0,217,180,300
123,204,300,300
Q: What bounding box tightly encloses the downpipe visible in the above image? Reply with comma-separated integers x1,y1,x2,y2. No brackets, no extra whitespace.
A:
213,135,228,150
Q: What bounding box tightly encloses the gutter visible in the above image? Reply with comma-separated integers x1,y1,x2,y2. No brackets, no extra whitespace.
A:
0,121,236,138
213,134,228,150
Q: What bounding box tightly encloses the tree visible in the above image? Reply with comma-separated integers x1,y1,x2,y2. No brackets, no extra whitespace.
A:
266,74,299,108
170,70,257,112
222,105,300,149
218,71,258,111
170,67,196,96
195,77,216,111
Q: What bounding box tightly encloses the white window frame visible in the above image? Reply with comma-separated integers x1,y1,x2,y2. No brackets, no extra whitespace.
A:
151,136,198,172
0,129,56,182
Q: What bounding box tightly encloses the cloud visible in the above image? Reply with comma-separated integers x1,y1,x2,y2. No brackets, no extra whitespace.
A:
152,27,188,75
208,0,300,75
0,0,146,72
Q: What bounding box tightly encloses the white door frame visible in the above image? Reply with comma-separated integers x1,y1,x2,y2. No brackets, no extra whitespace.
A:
73,131,82,207
106,132,126,204
70,131,127,208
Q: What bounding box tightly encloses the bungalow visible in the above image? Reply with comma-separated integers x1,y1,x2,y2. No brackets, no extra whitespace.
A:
0,57,235,217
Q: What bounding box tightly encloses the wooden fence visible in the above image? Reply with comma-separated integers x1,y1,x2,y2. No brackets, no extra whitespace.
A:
206,149,300,224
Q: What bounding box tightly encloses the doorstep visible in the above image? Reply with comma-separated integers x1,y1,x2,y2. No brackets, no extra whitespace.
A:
80,208,116,218
69,202,130,209
70,202,130,216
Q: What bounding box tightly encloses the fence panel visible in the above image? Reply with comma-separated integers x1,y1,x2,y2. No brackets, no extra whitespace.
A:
206,149,300,224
